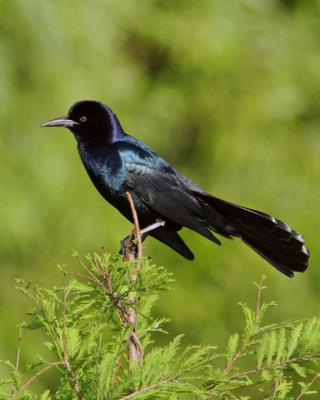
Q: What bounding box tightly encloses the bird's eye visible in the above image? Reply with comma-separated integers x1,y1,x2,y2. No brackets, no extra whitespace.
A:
80,116,87,122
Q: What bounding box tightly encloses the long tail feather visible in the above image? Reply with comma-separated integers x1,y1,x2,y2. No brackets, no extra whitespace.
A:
198,194,309,276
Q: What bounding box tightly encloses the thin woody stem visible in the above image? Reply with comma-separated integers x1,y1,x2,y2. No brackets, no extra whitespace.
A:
13,361,64,399
295,372,320,400
255,275,265,319
15,325,23,373
208,353,319,392
125,191,143,262
124,191,144,365
119,378,172,399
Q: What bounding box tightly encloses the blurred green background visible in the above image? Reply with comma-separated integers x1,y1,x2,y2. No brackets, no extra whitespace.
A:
1,0,320,393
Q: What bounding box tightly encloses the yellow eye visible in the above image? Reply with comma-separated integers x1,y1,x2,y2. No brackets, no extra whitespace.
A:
80,116,87,122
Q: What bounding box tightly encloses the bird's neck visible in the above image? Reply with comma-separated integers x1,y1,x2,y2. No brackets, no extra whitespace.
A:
75,130,122,149
75,112,125,148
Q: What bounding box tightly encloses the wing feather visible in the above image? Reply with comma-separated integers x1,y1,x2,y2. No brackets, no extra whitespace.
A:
125,163,221,245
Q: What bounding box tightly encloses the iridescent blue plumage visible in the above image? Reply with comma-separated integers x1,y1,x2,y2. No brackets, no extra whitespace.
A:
42,100,310,277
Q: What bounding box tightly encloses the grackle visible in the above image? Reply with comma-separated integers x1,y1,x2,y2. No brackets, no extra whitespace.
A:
42,100,309,277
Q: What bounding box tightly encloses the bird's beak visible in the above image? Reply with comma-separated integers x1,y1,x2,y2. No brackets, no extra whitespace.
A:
41,116,79,128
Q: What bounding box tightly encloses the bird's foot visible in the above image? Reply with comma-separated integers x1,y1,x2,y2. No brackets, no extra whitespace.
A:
119,220,165,258
119,235,138,257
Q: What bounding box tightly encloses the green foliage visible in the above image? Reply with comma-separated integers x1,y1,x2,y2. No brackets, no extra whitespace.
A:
1,2,320,387
1,255,320,399
209,278,320,399
0,1,319,398
0,253,215,399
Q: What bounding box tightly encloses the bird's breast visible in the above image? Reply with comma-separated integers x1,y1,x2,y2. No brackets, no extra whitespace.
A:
77,142,159,224
79,145,126,195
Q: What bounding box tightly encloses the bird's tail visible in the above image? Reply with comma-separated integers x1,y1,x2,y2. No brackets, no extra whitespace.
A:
198,194,309,277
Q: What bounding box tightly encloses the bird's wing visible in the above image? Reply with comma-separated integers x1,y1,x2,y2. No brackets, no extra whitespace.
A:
124,162,221,244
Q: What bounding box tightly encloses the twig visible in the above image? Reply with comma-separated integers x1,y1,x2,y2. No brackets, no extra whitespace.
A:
94,256,129,322
79,256,102,285
11,325,24,397
119,378,172,399
125,191,143,262
208,353,320,392
13,361,64,399
63,274,82,400
295,371,320,400
26,286,63,360
222,276,266,374
256,279,262,318
272,373,283,397
230,354,318,379
15,325,23,373
255,275,266,319
65,270,100,285
230,354,319,379
74,259,128,324
124,192,144,365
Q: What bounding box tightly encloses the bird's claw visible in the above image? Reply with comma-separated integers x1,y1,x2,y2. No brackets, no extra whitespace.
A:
119,235,138,257
119,220,165,258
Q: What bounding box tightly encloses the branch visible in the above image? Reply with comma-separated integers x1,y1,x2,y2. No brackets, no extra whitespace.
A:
125,191,143,262
86,255,129,322
71,257,129,328
124,192,144,365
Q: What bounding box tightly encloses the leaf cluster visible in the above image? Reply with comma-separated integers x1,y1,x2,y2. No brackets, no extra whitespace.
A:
1,257,320,399
0,253,215,399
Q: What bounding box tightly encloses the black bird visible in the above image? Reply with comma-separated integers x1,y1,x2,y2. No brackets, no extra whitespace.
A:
42,100,309,277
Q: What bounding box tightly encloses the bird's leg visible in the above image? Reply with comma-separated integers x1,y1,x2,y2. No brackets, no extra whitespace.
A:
119,220,165,257
120,234,143,257
140,220,166,236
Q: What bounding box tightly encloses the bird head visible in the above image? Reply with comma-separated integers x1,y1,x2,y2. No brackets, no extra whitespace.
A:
42,100,124,145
